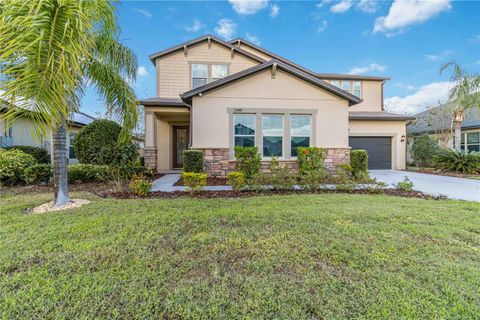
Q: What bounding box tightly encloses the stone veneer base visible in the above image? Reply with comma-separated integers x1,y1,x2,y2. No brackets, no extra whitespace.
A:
143,147,157,170
196,148,351,177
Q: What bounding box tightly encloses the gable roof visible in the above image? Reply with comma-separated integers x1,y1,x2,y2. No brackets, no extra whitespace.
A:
407,102,480,134
149,34,265,64
181,59,362,106
229,38,390,81
349,111,414,121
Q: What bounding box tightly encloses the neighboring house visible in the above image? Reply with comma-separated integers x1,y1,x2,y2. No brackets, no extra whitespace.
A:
406,102,480,162
0,111,95,163
140,35,414,175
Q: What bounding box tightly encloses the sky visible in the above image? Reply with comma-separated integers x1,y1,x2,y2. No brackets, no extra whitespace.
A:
80,0,480,117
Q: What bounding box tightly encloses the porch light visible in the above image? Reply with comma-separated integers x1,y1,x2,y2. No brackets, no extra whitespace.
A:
401,135,405,142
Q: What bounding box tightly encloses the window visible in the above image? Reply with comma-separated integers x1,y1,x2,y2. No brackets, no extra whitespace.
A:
353,81,361,97
69,133,76,159
330,80,340,88
192,64,208,89
290,115,311,157
234,114,255,147
262,115,283,157
341,81,350,92
192,63,228,89
212,64,227,82
462,131,480,152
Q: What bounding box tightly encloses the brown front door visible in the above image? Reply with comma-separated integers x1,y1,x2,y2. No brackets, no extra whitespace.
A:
172,126,189,168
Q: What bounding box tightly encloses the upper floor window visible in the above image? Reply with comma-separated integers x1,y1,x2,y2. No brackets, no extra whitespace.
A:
329,80,362,98
191,63,228,89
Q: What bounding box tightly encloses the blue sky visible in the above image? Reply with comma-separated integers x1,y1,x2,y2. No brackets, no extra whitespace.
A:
81,0,480,117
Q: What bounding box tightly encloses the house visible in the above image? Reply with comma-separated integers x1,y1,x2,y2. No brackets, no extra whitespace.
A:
140,35,414,175
406,102,479,162
0,111,95,163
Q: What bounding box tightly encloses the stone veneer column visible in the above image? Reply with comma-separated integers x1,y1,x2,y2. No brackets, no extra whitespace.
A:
143,147,157,169
324,148,350,173
144,111,157,170
201,148,232,177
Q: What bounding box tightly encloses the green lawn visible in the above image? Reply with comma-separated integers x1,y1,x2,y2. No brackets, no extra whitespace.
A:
1,193,479,319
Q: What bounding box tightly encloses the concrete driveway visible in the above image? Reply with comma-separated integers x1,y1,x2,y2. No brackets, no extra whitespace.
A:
370,170,480,202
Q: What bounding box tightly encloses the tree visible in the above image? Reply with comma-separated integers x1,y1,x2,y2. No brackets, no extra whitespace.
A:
440,63,480,151
0,1,137,207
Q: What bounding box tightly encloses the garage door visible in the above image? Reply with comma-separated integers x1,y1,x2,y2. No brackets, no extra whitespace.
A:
349,137,392,169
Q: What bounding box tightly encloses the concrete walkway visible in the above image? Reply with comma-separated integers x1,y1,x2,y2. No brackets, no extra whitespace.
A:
370,170,480,202
151,174,232,192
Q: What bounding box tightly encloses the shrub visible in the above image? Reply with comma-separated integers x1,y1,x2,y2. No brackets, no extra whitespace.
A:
0,149,37,185
351,150,368,178
411,135,439,167
394,176,414,191
296,147,325,175
5,145,50,164
183,150,204,173
434,149,480,174
227,171,245,191
182,172,207,191
299,171,329,191
68,164,109,183
262,157,296,190
234,146,261,180
24,164,52,185
73,119,138,166
129,175,152,196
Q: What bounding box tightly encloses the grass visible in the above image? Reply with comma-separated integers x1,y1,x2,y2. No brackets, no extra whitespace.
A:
1,192,479,319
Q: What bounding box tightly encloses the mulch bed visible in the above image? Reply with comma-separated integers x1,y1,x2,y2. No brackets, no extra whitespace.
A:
404,168,479,179
99,188,447,201
174,177,227,186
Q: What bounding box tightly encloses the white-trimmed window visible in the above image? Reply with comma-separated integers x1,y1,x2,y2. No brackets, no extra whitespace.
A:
262,115,283,157
212,64,227,82
341,81,350,92
461,131,480,152
353,81,361,98
192,64,208,89
234,114,255,147
290,115,311,157
330,80,340,88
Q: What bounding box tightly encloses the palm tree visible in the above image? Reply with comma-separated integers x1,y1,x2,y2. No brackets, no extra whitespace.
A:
0,0,137,207
440,63,480,151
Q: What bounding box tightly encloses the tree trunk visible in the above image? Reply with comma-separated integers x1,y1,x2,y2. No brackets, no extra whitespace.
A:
52,118,69,207
453,121,462,151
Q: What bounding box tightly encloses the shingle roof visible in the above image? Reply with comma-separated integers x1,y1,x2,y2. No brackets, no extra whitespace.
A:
149,34,264,64
138,97,186,107
407,102,480,134
181,59,363,106
349,111,415,121
229,38,390,81
69,112,95,126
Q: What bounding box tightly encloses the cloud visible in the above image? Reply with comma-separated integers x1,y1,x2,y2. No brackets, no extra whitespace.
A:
270,4,280,17
215,19,237,39
357,0,379,14
137,66,149,78
384,81,452,114
134,8,153,18
316,0,333,9
374,0,451,35
317,20,328,32
330,0,353,13
185,19,205,32
424,50,454,61
245,33,261,45
228,0,268,15
348,63,386,75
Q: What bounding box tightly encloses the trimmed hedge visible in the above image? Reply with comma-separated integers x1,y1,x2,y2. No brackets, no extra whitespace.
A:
183,150,204,173
351,150,368,178
234,146,261,179
0,149,37,185
5,145,50,164
182,172,207,191
73,119,138,166
24,164,52,185
227,171,246,191
68,164,109,183
296,147,325,175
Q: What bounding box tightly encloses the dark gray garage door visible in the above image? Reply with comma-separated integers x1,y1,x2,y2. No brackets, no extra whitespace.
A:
349,137,392,169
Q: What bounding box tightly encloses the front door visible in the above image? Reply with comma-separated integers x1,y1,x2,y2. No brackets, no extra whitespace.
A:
173,126,189,168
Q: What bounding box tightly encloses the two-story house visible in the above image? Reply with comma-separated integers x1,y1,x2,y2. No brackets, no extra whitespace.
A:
140,35,414,176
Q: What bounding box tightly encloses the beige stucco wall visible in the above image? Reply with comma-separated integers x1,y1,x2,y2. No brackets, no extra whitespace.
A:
191,69,349,150
349,120,407,170
155,41,259,98
154,113,189,170
349,81,383,112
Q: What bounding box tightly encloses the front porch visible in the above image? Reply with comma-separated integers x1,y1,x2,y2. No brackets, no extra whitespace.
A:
142,99,190,173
